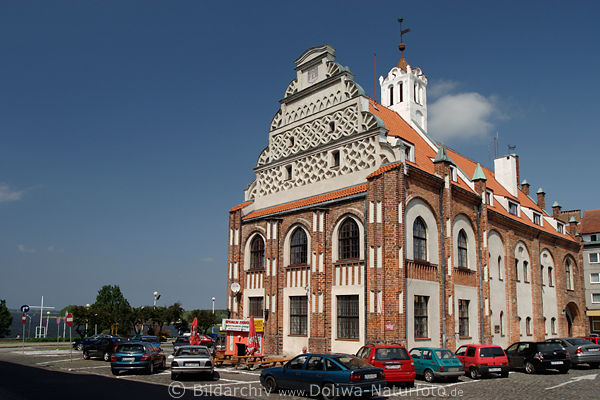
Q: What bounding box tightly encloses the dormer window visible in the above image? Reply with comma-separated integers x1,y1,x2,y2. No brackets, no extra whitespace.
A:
557,223,564,234
592,234,598,241
403,142,414,163
533,213,541,226
485,190,494,206
449,166,457,182
508,201,519,216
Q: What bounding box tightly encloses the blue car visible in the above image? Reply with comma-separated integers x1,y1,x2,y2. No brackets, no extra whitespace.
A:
409,347,463,382
260,353,385,400
110,342,166,375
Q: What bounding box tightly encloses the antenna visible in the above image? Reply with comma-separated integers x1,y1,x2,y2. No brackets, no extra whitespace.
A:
373,53,376,102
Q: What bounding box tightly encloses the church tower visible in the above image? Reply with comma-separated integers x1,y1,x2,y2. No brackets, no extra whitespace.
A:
379,24,428,131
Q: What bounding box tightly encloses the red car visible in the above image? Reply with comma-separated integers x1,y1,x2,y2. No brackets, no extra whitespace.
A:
357,344,415,386
579,336,600,345
455,344,509,379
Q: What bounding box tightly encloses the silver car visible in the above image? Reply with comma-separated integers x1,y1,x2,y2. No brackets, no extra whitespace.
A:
171,345,214,380
546,338,600,368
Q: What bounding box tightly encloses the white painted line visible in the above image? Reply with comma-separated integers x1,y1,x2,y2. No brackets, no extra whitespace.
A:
16,350,73,356
216,368,260,376
545,373,597,390
36,358,73,365
66,365,109,371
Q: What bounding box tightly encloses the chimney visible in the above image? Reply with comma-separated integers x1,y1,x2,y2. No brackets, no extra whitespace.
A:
514,155,520,188
552,201,562,219
494,154,518,197
536,187,546,210
569,217,578,237
521,179,530,196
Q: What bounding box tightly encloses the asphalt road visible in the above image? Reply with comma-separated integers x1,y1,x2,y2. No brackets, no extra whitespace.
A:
1,344,599,400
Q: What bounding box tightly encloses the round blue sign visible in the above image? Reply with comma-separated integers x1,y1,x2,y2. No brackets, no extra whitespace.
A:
20,305,30,313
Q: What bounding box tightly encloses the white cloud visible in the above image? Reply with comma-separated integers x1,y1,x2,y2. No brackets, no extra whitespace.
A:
428,80,459,99
0,183,24,203
18,244,36,254
428,92,498,141
201,257,215,263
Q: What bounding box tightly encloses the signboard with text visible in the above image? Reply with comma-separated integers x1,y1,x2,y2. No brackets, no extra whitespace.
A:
221,318,264,333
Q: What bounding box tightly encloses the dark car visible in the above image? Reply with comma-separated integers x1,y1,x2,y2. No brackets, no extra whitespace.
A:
83,337,126,361
73,334,114,351
130,335,161,346
506,341,570,374
173,336,191,350
111,342,166,375
546,338,600,368
260,353,385,400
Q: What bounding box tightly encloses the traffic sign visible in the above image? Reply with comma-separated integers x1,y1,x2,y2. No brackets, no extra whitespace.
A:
56,317,61,324
20,305,30,313
21,313,26,324
66,313,73,327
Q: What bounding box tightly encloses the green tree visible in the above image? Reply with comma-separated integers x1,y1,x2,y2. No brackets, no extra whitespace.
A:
187,309,218,333
0,300,13,337
92,285,131,334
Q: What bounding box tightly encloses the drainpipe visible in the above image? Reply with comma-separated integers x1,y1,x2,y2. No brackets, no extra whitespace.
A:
404,171,409,346
439,184,447,348
364,195,369,344
476,203,485,343
538,232,543,331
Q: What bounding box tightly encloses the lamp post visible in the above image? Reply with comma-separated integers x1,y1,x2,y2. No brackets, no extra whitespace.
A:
85,304,90,335
212,297,216,314
153,291,160,308
94,313,98,336
44,311,50,338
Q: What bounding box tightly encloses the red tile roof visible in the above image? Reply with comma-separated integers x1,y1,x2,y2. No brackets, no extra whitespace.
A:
242,184,368,220
230,201,253,213
367,162,402,179
581,209,600,234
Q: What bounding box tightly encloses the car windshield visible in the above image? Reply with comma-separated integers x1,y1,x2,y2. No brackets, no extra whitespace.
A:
435,350,457,359
117,344,145,353
176,347,209,357
479,347,505,357
332,355,373,370
566,338,593,346
375,347,410,361
537,343,564,352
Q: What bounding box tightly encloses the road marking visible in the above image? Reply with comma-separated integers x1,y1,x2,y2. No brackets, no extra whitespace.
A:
36,358,73,365
66,365,109,370
545,373,597,390
216,368,260,376
15,350,73,356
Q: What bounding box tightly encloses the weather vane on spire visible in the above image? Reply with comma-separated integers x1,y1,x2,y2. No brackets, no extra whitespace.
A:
398,18,411,58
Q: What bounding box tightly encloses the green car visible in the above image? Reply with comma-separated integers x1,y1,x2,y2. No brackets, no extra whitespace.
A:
409,347,463,382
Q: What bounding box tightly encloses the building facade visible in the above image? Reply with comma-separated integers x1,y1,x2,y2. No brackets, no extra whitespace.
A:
581,209,600,334
226,44,586,355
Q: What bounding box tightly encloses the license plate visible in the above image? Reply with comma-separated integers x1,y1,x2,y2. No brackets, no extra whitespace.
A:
449,368,460,372
385,365,402,369
489,368,501,372
551,361,563,365
123,357,135,362
589,348,599,352
185,362,200,367
364,374,378,379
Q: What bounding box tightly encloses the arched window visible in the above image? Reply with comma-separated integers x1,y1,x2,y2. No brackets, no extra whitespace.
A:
339,218,359,260
498,256,503,280
250,235,265,269
413,217,427,261
551,317,556,335
565,259,573,290
548,267,554,287
544,317,547,335
457,230,468,268
523,261,529,283
526,317,532,336
541,265,545,286
290,228,308,265
499,311,504,336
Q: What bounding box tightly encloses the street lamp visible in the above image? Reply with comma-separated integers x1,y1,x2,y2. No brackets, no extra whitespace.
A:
85,304,90,335
44,311,50,338
153,291,160,308
94,313,98,336
212,297,216,314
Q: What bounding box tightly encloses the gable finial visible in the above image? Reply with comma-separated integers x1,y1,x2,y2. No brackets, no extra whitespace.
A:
398,18,410,59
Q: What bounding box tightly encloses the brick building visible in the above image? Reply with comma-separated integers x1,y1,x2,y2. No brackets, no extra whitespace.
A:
226,44,586,355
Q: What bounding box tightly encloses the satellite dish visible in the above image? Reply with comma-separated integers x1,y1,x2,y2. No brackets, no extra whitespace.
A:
231,283,241,294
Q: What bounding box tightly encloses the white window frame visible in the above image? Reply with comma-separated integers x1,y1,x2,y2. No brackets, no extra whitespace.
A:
533,213,541,226
508,201,519,216
591,273,600,284
557,223,564,234
486,190,494,206
592,293,600,304
589,253,600,264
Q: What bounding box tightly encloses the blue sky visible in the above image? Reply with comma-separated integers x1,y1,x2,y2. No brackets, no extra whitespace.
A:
1,1,599,311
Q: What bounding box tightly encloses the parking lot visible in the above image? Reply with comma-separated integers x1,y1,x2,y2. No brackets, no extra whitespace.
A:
0,344,599,400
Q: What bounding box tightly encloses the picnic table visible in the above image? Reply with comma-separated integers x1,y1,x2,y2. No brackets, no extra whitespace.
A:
213,354,291,370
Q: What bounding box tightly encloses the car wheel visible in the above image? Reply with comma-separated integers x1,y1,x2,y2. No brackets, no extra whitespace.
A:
469,367,480,379
76,344,83,351
501,371,509,378
263,376,278,394
321,383,338,400
589,362,600,369
524,361,535,374
111,369,120,376
559,367,569,374
147,362,154,375
82,351,90,360
162,359,167,370
103,352,111,362
424,369,435,383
